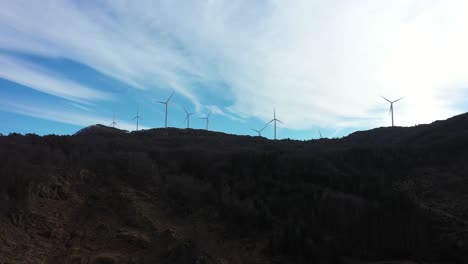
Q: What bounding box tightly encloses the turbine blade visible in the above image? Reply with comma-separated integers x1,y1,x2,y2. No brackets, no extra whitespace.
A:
261,122,271,131
157,101,165,104
184,107,188,114
264,120,274,128
393,97,405,103
166,92,174,103
276,119,283,124
381,96,391,103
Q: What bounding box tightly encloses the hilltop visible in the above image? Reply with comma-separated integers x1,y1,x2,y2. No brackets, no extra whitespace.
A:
74,124,128,136
344,112,468,147
0,113,468,263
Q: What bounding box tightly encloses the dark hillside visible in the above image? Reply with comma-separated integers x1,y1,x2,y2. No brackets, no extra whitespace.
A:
344,112,468,148
1,113,468,263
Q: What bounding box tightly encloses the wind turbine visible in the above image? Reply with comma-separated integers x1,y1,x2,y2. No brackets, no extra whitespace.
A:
184,107,195,128
382,96,404,127
266,108,283,140
133,105,142,131
199,112,211,130
110,113,118,128
251,123,268,137
251,128,262,137
157,92,174,128
318,130,323,139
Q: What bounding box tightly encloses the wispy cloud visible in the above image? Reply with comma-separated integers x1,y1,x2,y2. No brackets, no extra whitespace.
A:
0,100,144,132
0,54,111,103
1,0,467,130
205,105,242,122
0,0,203,105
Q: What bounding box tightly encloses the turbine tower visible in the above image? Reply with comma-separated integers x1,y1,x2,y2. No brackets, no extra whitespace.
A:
199,112,211,130
267,108,283,140
382,96,404,127
133,105,142,131
184,107,195,128
157,92,174,128
110,113,118,128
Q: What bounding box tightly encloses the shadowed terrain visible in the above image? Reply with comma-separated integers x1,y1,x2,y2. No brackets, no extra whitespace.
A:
1,112,468,263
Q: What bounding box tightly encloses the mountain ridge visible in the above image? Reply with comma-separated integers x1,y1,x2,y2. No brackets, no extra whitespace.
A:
0,111,467,263
73,111,468,147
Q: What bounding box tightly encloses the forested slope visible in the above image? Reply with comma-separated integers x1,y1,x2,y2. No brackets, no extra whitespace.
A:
1,113,468,263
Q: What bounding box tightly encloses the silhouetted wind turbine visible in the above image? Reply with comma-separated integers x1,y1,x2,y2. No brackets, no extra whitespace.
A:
157,92,174,128
251,123,268,137
318,130,323,139
267,108,283,140
133,105,142,131
382,96,404,127
110,113,118,128
184,107,195,128
199,112,211,130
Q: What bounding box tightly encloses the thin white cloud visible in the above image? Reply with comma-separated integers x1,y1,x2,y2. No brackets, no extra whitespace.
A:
205,105,242,122
0,0,203,104
0,100,146,132
0,55,111,103
1,0,467,130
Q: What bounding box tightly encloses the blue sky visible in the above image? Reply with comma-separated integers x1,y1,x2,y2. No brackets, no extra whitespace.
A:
1,0,467,139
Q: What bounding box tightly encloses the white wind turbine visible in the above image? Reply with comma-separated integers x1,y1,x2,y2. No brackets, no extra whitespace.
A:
157,92,174,128
381,96,404,127
251,123,268,137
199,112,211,130
133,105,142,131
184,107,195,129
266,108,283,140
251,128,262,137
110,113,118,128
